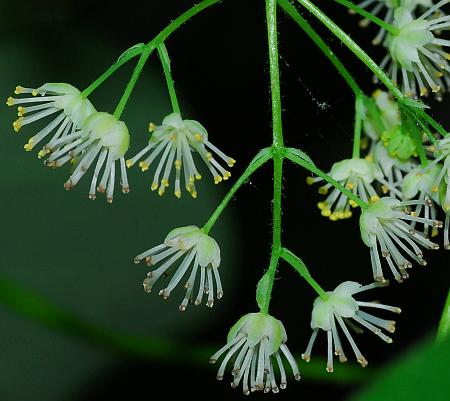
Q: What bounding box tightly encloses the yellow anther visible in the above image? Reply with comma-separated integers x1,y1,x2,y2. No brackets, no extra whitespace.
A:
148,122,157,132
13,118,23,132
317,202,326,210
346,182,354,190
214,175,223,184
436,71,444,78
174,159,182,169
228,158,236,167
444,203,450,212
410,211,417,217
336,211,345,219
195,174,202,180
428,146,436,153
139,161,149,172
329,213,339,221
24,140,33,151
349,200,357,208
175,190,181,199
38,148,50,159
365,153,373,162
432,228,439,237
6,97,15,106
370,195,380,203
194,133,202,141
381,185,389,194
445,52,450,61
206,152,213,161
321,209,331,217
344,211,352,218
223,171,231,180
14,86,24,95
170,133,176,141
158,187,166,196
191,190,198,199
161,179,169,187
306,176,315,185
420,87,428,97
126,159,134,168
32,89,38,96
189,176,195,184
318,186,328,195
151,182,158,191
432,84,441,93
17,106,26,116
361,137,368,150
70,158,77,165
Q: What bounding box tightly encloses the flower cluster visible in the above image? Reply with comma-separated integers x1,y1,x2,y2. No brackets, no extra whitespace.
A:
303,281,401,372
210,313,300,394
134,226,222,311
126,113,235,198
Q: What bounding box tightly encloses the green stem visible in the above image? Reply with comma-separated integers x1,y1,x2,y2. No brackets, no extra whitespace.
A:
278,0,362,97
202,149,272,234
416,109,446,140
259,0,285,315
437,286,450,342
285,148,369,209
280,248,328,300
267,0,284,151
352,95,364,158
296,0,404,101
157,43,181,114
82,44,145,97
113,46,153,118
334,0,398,35
83,0,222,98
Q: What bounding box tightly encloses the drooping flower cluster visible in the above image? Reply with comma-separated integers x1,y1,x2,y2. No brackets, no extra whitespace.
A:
307,158,384,220
126,113,235,198
134,225,222,311
359,197,441,282
380,3,450,99
210,313,300,394
303,281,401,372
6,84,96,155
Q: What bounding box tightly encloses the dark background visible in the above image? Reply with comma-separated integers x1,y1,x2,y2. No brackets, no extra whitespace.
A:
0,1,449,400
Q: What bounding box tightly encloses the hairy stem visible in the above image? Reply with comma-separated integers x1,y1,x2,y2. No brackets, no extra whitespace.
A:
296,0,404,100
280,248,328,300
259,0,285,314
157,43,181,114
114,46,153,118
278,0,362,97
352,95,364,158
202,149,272,234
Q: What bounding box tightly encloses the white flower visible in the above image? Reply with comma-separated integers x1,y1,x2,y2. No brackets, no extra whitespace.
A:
424,136,450,211
402,164,442,237
307,158,383,221
359,197,441,282
126,113,235,198
6,83,96,156
209,313,300,394
381,5,450,98
372,141,415,198
134,225,222,310
44,112,130,202
302,281,401,372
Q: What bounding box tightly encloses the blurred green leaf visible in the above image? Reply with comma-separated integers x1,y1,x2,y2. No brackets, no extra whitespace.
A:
348,336,450,401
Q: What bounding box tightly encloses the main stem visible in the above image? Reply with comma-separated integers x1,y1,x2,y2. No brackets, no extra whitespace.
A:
261,0,285,314
437,286,450,342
